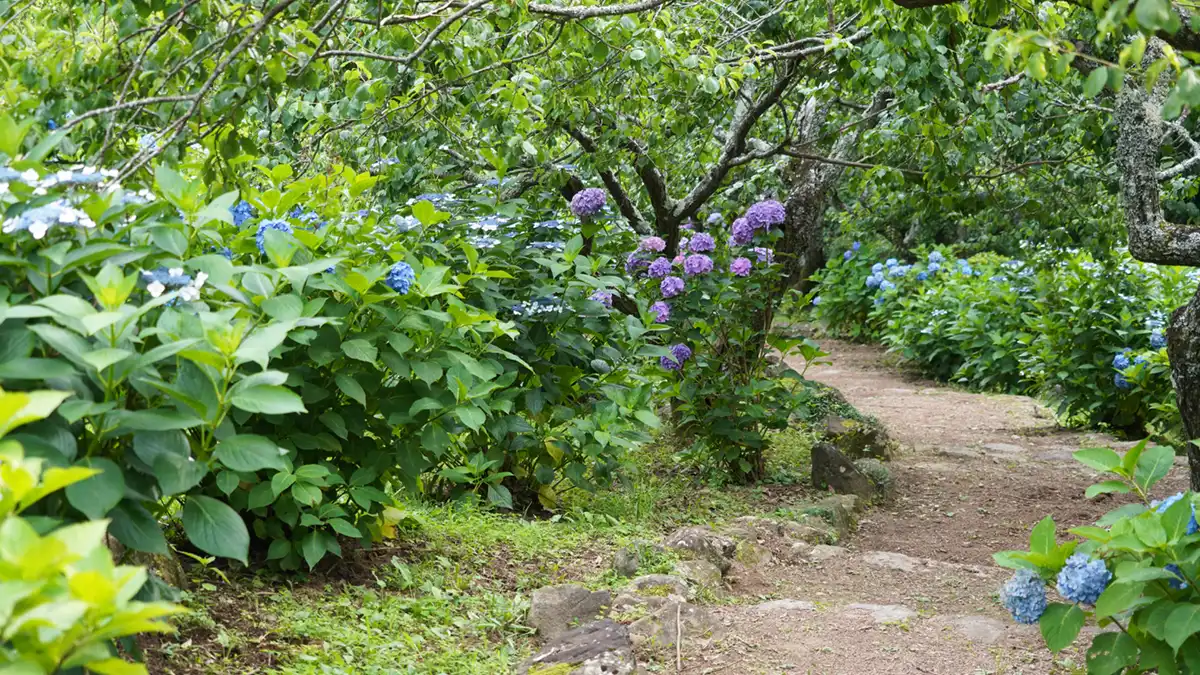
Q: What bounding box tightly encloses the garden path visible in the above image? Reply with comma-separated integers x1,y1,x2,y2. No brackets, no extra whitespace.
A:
677,339,1190,674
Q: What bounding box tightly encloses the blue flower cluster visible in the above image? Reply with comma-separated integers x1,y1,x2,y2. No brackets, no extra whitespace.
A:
230,200,256,227
255,219,293,255
1055,553,1111,605
1001,569,1047,624
1152,491,1200,535
384,261,416,294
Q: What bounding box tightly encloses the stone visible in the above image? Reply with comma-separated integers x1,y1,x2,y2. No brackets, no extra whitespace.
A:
982,442,1024,455
779,518,837,544
626,574,689,599
844,603,917,624
754,599,817,613
674,560,723,588
862,551,919,573
528,584,613,640
808,545,847,562
517,619,636,675
853,458,894,501
612,540,664,578
628,601,722,650
811,443,877,503
819,413,895,460
800,496,853,541
664,526,737,573
734,540,773,567
944,615,1007,645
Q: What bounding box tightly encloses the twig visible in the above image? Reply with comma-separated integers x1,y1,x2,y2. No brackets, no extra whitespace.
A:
675,602,682,673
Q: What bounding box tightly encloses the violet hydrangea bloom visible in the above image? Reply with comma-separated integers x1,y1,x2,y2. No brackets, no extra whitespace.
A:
647,257,672,278
753,247,773,264
689,232,715,253
570,188,607,218
589,290,614,308
650,301,670,323
660,343,693,371
661,275,685,298
683,254,713,276
731,217,754,245
640,236,666,252
744,199,786,230
625,253,650,276
730,257,752,277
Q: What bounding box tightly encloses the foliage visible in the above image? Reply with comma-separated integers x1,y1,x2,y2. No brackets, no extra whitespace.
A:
811,243,1192,438
996,441,1200,673
0,386,183,674
623,204,822,480
0,112,657,572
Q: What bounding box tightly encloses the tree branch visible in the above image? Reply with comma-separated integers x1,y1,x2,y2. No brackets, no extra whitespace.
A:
529,0,676,18
565,127,652,234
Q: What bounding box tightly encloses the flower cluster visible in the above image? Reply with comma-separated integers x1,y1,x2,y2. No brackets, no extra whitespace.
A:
689,233,715,253
512,297,562,317
730,257,752,277
1001,569,1047,624
660,343,692,371
661,276,685,298
570,188,607,218
255,219,293,255
683,254,713,276
1055,553,1111,605
1152,492,1200,535
650,301,670,323
589,290,614,308
648,257,672,278
230,200,256,227
141,267,208,302
384,261,416,295
2,200,96,239
743,200,786,230
639,236,666,253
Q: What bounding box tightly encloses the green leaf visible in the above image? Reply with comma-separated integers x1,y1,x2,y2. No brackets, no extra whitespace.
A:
153,452,208,496
1087,632,1138,675
248,482,277,509
1029,516,1055,555
1085,480,1131,498
1134,445,1174,492
1083,67,1109,97
216,471,240,496
64,458,125,519
300,530,327,569
335,374,367,406
1165,603,1200,651
182,496,249,565
0,114,34,157
341,339,378,362
108,501,169,555
412,361,442,385
1039,603,1084,652
1074,447,1122,473
214,435,286,472
453,405,486,431
1135,0,1170,30
1095,580,1145,618
229,385,306,414
327,518,361,538
195,190,238,227
487,483,513,510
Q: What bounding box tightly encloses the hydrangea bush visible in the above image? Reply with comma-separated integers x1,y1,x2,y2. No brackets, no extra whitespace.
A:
996,441,1200,672
628,200,823,479
810,244,1192,439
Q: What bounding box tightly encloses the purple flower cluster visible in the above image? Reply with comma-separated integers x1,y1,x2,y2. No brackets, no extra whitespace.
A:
744,199,786,230
683,254,713,276
589,290,614,307
731,218,754,245
753,247,774,264
731,257,752,277
640,236,666,253
570,188,607,218
660,343,693,371
661,276,685,298
689,233,715,253
650,301,671,323
647,257,672,278
626,253,650,276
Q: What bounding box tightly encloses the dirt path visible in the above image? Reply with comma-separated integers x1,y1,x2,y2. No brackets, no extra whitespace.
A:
679,339,1189,675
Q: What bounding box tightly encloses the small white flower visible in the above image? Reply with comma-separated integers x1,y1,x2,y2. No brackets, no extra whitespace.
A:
57,209,78,224
179,285,200,302
29,220,49,239
194,271,209,288
0,182,8,194
79,216,95,228
20,169,38,182
33,187,47,196
147,281,166,297
56,170,72,181
258,129,269,140
168,267,184,277
81,166,96,175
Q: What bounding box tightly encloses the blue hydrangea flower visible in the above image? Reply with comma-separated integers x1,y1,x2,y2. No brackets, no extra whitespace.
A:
844,250,852,260
1152,492,1200,535
871,263,884,274
812,296,821,306
866,274,882,289
852,241,861,251
1114,372,1131,390
885,258,899,268
928,251,944,264
255,219,293,255
916,271,928,281
47,119,57,130
928,262,941,273
879,280,896,292
1167,564,1189,590
384,261,416,294
213,246,233,261
1113,352,1131,370
889,266,907,278
647,257,672,279
1001,569,1047,624
230,200,256,227
1151,330,1167,349
1056,554,1111,605
1134,355,1147,366
873,296,885,306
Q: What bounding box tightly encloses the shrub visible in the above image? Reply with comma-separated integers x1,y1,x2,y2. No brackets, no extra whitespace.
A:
996,441,1200,672
0,386,183,674
627,201,821,480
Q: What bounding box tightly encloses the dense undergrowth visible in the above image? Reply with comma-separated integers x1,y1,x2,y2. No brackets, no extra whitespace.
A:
809,242,1193,446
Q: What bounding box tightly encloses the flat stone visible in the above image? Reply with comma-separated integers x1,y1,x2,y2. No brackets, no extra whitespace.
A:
517,619,636,675
528,584,613,640
755,599,817,613
674,560,723,587
944,615,1007,645
664,526,737,573
627,574,688,599
735,540,773,567
808,545,847,562
862,551,919,572
629,602,721,649
844,603,917,624
982,442,1024,455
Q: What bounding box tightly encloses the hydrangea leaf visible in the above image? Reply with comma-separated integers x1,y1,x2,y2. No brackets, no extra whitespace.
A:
1039,603,1084,652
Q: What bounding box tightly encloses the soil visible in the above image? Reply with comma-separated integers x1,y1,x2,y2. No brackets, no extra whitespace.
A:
670,339,1190,675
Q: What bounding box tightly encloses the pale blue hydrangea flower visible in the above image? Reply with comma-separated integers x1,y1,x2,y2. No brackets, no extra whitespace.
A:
1001,569,1047,624
384,261,416,294
1152,492,1200,535
1056,554,1111,605
1151,331,1167,349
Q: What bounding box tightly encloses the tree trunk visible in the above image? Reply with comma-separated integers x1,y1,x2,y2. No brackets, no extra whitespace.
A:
1167,285,1200,490
781,176,830,294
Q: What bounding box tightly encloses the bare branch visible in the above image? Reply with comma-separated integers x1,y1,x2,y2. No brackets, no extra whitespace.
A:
981,73,1023,93
529,0,676,18
61,96,195,131
1159,119,1200,180
566,127,652,234
319,0,492,65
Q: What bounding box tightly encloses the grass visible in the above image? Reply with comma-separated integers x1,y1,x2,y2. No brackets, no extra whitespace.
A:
148,426,823,675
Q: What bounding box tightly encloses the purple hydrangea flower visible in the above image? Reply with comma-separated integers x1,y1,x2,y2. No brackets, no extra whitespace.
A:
844,251,852,260
754,247,774,264
640,236,666,252
570,188,607,218
731,257,752,277
683,254,713,276
745,200,786,230
679,237,690,251
689,233,715,253
660,343,693,371
661,276,685,298
731,217,754,245
589,290,614,308
626,253,650,276
384,261,416,294
647,257,672,278
681,222,694,231
650,301,670,323
255,219,293,255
